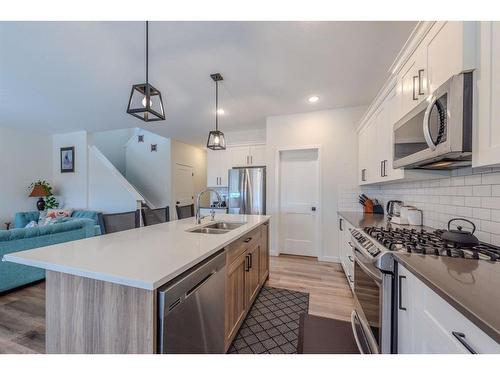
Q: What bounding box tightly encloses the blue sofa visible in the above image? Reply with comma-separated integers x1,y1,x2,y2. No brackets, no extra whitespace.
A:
14,210,105,235
0,218,97,293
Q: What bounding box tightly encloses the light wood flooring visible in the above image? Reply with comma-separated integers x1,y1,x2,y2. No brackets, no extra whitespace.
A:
0,255,354,354
266,255,355,321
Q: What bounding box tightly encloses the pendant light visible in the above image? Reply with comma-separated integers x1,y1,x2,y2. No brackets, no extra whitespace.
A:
127,21,166,122
206,73,226,150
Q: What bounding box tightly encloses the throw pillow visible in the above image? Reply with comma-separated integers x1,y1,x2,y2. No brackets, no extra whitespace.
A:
37,210,48,226
46,208,73,220
25,220,38,228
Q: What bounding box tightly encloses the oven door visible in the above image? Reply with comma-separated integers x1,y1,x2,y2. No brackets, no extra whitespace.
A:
352,248,383,354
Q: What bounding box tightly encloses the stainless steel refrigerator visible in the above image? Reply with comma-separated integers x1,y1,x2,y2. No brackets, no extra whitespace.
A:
228,167,266,215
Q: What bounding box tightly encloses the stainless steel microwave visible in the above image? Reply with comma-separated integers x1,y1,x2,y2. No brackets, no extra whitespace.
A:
393,72,473,170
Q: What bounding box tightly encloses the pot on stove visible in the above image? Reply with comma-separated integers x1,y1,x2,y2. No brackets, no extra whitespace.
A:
440,218,479,247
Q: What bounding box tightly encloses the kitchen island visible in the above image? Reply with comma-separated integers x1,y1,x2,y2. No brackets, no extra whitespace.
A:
3,214,270,354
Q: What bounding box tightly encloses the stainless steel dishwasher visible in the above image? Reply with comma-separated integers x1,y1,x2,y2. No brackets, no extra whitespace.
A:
158,249,226,353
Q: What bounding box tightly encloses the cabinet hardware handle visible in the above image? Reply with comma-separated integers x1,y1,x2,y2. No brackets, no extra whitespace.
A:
398,275,407,311
249,252,253,268
380,160,384,177
452,332,477,354
339,218,343,231
361,168,366,182
418,69,425,95
245,255,250,272
413,76,419,101
244,237,252,243
348,241,354,249
348,255,354,263
348,275,354,283
385,160,388,177
246,155,249,165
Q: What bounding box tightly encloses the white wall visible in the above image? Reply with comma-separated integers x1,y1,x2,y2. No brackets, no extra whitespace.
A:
225,128,266,145
266,106,366,262
52,131,89,209
125,130,171,208
88,146,142,213
170,139,208,214
89,128,135,175
0,126,52,225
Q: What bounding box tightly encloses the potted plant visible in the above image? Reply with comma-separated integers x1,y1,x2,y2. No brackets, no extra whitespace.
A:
28,180,59,211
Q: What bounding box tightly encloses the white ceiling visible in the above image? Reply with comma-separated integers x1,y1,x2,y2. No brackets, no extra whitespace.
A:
0,21,416,145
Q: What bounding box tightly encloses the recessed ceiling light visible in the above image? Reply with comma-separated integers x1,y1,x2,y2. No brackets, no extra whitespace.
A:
308,95,320,103
217,108,225,115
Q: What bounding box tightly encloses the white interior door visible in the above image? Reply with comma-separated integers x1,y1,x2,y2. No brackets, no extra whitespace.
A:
173,163,194,218
279,148,319,257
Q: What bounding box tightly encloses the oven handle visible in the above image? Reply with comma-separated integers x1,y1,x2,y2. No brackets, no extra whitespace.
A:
354,248,382,284
351,311,367,354
350,310,380,354
423,94,438,151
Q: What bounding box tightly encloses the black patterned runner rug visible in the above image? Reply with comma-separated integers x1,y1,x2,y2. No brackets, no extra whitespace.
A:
228,286,309,354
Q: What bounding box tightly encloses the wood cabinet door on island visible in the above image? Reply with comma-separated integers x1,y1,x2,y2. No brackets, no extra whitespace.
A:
259,222,269,285
225,251,248,345
245,242,261,306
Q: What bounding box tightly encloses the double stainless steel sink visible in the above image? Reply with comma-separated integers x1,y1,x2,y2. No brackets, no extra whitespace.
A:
187,221,246,234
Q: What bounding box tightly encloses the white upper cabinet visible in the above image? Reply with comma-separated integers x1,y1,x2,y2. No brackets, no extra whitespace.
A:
397,46,427,120
358,21,482,185
474,21,500,168
230,146,249,167
207,144,267,187
248,145,266,166
206,149,231,187
229,145,266,167
424,21,477,94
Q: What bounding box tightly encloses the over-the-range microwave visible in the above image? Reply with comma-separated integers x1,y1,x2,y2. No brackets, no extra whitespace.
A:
393,72,473,170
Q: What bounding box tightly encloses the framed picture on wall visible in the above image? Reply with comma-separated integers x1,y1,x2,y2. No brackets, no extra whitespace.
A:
60,146,75,173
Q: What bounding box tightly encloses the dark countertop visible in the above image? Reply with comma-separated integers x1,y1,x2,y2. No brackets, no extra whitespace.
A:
396,253,500,344
337,211,500,344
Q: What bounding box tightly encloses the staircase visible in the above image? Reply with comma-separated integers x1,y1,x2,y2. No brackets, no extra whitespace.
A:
87,145,150,213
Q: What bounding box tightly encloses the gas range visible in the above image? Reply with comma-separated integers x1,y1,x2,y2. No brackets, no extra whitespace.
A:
350,226,500,272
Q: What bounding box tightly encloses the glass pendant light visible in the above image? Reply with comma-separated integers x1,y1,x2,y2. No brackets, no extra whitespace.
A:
127,21,166,122
206,73,226,150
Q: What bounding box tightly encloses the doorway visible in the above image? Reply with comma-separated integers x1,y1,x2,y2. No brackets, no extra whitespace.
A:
173,163,194,219
278,148,320,258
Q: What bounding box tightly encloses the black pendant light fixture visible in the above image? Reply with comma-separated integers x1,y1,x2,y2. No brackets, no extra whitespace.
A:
206,73,226,150
127,21,166,122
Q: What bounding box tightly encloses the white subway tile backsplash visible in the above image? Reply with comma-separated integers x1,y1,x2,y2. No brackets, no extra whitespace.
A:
344,168,500,245
465,196,481,207
464,174,482,186
482,197,500,210
451,176,465,186
482,172,500,185
492,185,500,197
473,207,491,220
473,185,491,197
481,220,500,235
492,234,500,247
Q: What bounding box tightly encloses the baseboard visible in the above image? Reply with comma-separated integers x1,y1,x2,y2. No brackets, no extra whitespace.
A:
318,255,340,263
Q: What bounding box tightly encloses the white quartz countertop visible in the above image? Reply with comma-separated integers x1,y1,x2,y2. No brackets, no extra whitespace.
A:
3,214,270,290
